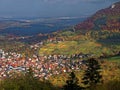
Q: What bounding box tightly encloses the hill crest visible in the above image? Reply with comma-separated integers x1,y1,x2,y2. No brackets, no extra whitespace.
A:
75,1,120,31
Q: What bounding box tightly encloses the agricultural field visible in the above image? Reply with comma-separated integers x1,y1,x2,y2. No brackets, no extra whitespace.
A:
39,39,114,57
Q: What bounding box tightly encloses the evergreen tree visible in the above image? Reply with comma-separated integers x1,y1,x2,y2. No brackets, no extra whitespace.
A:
63,72,82,90
82,58,102,89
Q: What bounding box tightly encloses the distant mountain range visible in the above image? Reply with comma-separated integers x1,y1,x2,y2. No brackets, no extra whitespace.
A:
75,1,120,31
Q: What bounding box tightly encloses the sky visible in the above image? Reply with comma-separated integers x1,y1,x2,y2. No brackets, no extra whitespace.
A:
0,0,119,18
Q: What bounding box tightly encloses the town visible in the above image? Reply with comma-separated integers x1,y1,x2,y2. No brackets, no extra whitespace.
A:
0,49,92,80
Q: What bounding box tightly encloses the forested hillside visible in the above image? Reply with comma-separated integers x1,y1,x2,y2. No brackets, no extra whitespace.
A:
75,1,120,31
39,1,120,57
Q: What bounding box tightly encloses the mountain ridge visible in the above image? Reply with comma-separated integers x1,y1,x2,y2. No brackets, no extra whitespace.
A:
75,1,120,31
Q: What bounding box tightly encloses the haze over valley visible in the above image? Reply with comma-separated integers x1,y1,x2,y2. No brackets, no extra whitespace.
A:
0,17,86,36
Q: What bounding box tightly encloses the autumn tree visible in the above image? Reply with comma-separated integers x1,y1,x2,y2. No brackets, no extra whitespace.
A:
0,68,57,90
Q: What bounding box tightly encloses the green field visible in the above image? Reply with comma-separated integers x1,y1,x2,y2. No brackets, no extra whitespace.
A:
107,56,120,63
39,40,115,57
39,30,120,57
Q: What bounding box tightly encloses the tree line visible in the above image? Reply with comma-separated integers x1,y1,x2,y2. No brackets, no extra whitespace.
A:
0,58,120,90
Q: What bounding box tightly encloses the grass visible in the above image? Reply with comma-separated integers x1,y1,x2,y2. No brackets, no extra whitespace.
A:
107,56,120,63
39,40,114,57
39,41,78,55
39,30,120,57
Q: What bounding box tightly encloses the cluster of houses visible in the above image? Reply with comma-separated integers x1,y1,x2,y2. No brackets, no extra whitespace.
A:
0,49,92,79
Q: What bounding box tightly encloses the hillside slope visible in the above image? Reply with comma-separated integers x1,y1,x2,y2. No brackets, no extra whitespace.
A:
75,1,120,31
39,2,120,57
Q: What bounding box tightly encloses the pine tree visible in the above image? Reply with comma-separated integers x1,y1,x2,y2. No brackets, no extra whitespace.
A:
63,72,82,90
82,58,102,88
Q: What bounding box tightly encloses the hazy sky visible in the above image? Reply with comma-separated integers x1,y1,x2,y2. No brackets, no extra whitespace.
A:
0,0,119,18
